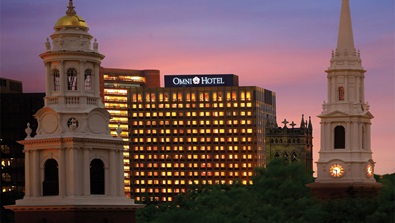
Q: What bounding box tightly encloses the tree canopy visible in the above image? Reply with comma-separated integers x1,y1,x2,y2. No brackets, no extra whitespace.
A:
137,159,394,223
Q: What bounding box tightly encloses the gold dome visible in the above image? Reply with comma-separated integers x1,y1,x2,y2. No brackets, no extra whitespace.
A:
55,15,88,28
54,0,88,29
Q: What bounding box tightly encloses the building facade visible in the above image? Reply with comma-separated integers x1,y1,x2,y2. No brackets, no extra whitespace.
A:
101,67,160,197
265,115,313,173
0,78,23,93
0,93,45,193
128,74,276,202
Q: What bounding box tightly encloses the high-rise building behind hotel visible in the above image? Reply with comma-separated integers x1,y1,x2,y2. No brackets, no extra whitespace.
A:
0,77,23,93
0,93,45,193
101,67,160,197
128,74,276,202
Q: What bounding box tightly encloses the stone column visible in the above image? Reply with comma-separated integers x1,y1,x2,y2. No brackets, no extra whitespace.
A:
320,122,325,151
24,150,31,197
351,121,358,151
109,149,116,196
83,148,90,195
79,60,85,93
360,74,365,103
331,76,335,104
366,123,371,151
59,147,66,197
329,123,334,150
32,150,40,197
346,122,351,150
45,63,51,97
59,61,65,95
94,63,100,98
104,166,110,196
68,147,76,195
344,75,348,101
356,75,360,102
118,149,125,196
58,61,66,105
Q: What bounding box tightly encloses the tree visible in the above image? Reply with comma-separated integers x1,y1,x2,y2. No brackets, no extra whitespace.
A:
1,191,24,223
136,160,394,223
137,159,322,223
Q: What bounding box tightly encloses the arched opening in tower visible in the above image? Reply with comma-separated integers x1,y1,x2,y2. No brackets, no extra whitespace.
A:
90,159,105,195
334,126,346,149
43,158,59,196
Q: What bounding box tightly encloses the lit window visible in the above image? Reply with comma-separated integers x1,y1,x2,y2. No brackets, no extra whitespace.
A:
339,86,345,101
67,68,77,90
84,69,92,91
53,69,60,91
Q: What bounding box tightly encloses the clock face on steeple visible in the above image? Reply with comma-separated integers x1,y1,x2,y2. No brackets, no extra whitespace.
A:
329,164,345,178
366,164,374,178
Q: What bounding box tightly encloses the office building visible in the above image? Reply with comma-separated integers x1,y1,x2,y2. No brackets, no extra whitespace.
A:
128,74,276,202
0,93,45,193
101,67,160,197
0,77,23,93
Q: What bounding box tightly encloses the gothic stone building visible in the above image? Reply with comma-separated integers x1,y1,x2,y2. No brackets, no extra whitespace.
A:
265,115,313,173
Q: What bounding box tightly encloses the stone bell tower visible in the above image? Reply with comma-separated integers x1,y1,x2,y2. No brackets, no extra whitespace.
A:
6,1,142,222
308,0,381,198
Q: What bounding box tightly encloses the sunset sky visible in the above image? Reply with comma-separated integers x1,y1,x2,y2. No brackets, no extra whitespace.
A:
1,0,394,174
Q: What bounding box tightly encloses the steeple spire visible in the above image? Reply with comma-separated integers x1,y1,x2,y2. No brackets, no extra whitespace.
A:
308,116,312,131
329,0,363,70
66,0,77,16
337,0,355,54
300,114,305,128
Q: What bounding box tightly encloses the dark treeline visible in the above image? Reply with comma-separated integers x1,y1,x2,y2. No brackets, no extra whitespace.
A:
137,159,394,223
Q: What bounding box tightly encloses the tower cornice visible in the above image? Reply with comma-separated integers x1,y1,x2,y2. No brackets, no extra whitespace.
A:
40,51,105,60
18,137,125,147
325,68,366,74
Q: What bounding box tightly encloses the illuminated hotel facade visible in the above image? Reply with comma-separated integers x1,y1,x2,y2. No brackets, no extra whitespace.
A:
101,67,160,197
129,74,276,202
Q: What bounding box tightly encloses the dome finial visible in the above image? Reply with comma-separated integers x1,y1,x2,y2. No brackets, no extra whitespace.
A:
66,0,77,16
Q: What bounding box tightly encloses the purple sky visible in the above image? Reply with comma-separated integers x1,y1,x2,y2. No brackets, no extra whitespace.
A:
1,0,394,175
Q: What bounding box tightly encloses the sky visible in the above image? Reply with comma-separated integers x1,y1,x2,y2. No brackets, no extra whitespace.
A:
1,0,394,175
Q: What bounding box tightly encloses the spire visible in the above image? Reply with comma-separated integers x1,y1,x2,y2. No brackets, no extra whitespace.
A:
308,116,313,131
66,0,77,16
300,114,305,128
329,0,363,70
337,0,355,54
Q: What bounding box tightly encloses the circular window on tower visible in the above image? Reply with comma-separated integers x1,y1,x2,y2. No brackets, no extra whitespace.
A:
329,164,345,178
67,118,79,131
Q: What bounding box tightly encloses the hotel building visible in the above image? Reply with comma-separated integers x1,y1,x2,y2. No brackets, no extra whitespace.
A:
101,67,160,197
128,74,276,202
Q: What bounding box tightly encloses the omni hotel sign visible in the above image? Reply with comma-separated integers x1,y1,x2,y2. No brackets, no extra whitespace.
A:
165,74,239,87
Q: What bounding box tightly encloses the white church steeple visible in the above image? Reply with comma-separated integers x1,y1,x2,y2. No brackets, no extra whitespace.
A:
8,2,142,221
308,0,381,198
40,0,104,115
